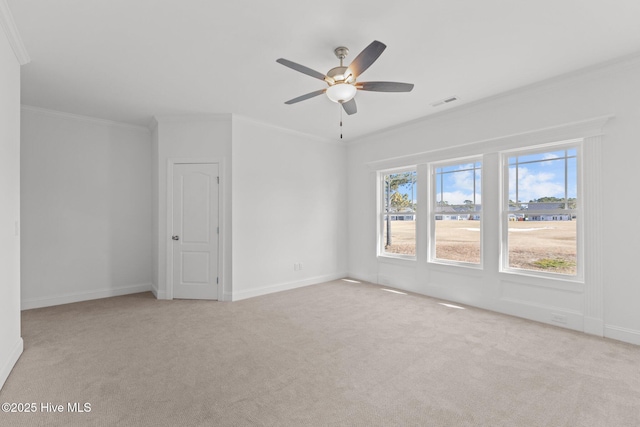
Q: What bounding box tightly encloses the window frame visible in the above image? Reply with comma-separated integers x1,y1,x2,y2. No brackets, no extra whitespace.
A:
499,139,584,281
428,156,483,269
377,167,418,261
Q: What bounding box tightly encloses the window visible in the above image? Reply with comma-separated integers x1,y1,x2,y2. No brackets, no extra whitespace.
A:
430,160,482,265
502,144,579,276
380,170,417,257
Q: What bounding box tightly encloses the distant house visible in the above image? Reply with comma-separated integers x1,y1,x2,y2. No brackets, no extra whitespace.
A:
510,202,572,221
430,202,571,221
525,202,572,221
435,205,480,220
508,205,525,221
390,214,415,221
389,207,416,221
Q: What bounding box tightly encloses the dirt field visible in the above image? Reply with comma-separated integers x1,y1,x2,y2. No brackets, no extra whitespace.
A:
383,219,577,275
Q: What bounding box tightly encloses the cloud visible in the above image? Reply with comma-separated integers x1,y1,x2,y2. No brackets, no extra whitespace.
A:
438,166,481,204
541,153,560,164
509,166,564,201
452,168,476,191
437,191,482,205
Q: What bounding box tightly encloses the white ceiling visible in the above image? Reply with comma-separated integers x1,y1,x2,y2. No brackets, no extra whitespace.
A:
8,0,640,141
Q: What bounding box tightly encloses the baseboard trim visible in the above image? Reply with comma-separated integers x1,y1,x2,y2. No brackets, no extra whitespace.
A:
353,272,640,347
150,284,167,300
377,274,426,294
583,316,604,337
21,283,153,310
0,337,23,390
495,296,583,332
231,272,348,301
346,272,378,285
604,325,640,346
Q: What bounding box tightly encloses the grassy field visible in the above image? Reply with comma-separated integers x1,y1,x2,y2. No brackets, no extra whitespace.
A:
383,219,577,275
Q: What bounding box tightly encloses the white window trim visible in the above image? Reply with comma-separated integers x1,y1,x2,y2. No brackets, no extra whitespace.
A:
369,115,610,336
499,140,583,282
377,167,418,261
428,156,483,269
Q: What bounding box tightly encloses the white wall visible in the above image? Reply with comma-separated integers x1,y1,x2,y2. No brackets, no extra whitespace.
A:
347,55,640,345
0,2,24,389
231,116,348,300
20,107,152,309
150,115,348,301
151,115,232,299
20,108,346,309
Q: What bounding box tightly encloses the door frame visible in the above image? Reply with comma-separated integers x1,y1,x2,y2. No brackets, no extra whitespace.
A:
166,158,226,301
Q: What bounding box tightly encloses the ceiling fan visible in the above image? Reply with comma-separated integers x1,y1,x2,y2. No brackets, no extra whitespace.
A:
276,40,414,115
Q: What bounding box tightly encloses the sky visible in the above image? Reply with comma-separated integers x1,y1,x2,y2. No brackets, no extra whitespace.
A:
391,148,577,207
508,149,577,204
436,162,481,206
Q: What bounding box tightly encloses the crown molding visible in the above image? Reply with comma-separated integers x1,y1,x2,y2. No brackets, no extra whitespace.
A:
21,105,150,133
366,115,613,171
0,0,30,65
232,114,339,146
351,50,640,146
152,113,232,125
148,116,159,131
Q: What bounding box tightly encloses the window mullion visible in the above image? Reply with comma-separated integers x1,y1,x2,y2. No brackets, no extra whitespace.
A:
502,143,580,277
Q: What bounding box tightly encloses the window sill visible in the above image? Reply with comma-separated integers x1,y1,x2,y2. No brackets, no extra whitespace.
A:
427,259,484,275
499,269,585,291
377,254,417,266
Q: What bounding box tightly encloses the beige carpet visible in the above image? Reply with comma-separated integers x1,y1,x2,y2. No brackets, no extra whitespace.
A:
1,279,639,426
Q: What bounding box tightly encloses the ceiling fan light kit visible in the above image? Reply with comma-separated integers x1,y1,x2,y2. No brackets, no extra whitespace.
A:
326,83,357,103
276,40,414,117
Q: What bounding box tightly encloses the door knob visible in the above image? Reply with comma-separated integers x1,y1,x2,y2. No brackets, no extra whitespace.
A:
172,235,179,241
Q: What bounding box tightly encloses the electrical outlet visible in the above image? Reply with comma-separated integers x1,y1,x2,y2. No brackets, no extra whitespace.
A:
299,262,303,270
293,263,303,271
551,313,567,324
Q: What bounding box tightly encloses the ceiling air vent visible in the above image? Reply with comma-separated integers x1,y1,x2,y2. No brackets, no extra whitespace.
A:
431,96,458,107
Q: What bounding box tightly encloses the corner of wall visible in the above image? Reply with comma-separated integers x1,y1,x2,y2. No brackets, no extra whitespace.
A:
0,0,23,390
0,337,22,390
0,0,30,65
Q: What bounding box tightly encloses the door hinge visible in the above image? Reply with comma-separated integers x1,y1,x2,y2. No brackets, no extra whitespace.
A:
216,277,219,284
217,176,219,184
217,226,219,234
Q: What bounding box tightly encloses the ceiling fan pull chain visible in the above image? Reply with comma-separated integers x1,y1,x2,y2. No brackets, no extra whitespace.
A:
338,104,342,139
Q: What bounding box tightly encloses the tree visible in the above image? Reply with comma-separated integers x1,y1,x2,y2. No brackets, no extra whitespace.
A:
530,196,577,209
390,192,411,211
385,172,416,248
530,196,563,203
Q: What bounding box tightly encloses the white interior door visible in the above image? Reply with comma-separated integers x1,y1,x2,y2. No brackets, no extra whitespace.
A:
172,163,219,300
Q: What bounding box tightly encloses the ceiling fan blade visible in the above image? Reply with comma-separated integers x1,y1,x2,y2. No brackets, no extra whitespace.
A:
284,89,327,105
342,98,357,115
276,58,326,81
357,81,414,92
348,40,386,78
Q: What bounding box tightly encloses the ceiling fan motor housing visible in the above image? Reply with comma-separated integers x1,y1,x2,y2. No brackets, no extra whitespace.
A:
325,66,355,86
